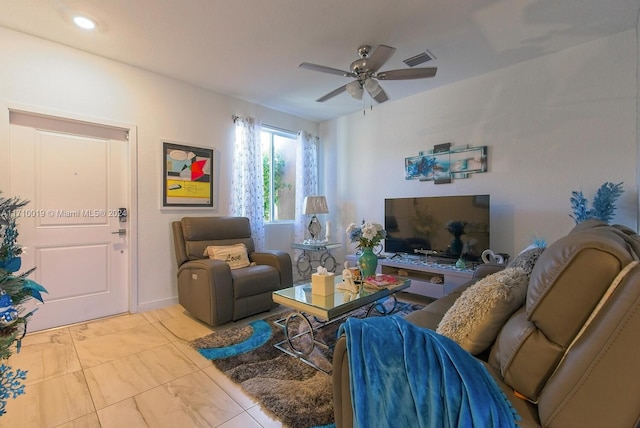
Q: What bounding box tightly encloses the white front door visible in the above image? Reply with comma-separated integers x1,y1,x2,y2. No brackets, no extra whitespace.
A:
8,113,130,331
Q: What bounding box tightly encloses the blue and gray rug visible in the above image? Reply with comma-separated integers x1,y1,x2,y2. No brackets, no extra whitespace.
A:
190,300,424,428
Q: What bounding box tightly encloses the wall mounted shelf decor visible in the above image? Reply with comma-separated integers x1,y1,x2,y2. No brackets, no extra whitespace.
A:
405,143,487,184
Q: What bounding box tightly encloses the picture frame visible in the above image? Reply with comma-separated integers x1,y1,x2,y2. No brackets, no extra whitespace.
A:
404,155,433,180
406,144,488,183
449,146,487,173
162,141,214,208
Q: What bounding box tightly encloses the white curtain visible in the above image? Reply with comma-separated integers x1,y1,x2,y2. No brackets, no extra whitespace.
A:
295,131,320,244
231,116,265,250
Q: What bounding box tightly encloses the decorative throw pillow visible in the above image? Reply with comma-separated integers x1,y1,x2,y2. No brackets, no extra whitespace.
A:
436,267,529,354
508,246,545,276
203,243,251,269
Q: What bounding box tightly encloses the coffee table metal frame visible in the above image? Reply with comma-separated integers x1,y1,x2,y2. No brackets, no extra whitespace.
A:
271,275,410,372
291,242,341,279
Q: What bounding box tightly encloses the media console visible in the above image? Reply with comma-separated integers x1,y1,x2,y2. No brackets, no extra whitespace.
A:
346,254,475,299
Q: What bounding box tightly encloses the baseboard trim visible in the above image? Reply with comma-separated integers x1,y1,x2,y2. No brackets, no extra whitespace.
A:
136,296,179,313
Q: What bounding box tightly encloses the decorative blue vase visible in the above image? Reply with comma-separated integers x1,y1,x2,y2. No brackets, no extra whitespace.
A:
0,257,21,273
358,247,378,279
450,235,463,256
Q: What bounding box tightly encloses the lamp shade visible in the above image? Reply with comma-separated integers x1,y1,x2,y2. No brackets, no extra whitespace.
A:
303,196,329,215
346,80,364,100
364,78,382,97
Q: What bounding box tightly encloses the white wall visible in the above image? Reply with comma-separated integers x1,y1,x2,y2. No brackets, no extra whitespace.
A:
0,27,318,311
323,29,638,260
0,25,636,313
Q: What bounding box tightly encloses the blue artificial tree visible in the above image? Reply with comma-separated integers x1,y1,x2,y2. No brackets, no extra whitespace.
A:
0,192,47,416
570,182,624,225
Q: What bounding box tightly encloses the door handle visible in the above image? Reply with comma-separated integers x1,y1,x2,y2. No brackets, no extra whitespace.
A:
111,228,127,236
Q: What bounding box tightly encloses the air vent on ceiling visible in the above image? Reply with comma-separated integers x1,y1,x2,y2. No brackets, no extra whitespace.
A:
403,50,435,67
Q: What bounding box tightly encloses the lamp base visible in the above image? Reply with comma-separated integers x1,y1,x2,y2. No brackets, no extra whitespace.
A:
308,215,322,241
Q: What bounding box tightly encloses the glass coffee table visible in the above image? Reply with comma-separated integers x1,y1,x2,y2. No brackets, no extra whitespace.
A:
272,275,410,372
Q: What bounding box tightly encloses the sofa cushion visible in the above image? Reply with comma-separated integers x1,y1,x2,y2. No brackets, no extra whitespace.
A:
508,246,545,275
204,243,251,269
436,267,529,354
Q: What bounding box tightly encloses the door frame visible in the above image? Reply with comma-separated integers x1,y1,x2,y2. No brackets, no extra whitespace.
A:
0,102,139,315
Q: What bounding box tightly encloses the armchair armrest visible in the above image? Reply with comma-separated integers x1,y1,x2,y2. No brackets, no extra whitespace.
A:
177,258,234,326
473,263,505,280
250,251,293,288
178,257,232,276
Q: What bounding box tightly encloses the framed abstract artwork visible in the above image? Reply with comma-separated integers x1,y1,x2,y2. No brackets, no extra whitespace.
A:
405,145,487,183
404,155,433,180
162,141,214,208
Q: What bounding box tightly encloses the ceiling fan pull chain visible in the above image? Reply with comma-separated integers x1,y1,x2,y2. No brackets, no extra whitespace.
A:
363,94,366,115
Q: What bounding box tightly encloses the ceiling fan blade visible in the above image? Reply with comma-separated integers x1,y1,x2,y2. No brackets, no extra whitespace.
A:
377,67,437,80
366,45,396,72
364,77,388,103
316,84,348,102
373,86,388,103
299,62,353,77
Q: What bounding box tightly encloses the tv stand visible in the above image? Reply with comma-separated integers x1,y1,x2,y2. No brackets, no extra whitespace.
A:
346,254,475,299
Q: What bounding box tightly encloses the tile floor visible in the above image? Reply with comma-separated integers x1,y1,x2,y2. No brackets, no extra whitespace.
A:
3,304,290,428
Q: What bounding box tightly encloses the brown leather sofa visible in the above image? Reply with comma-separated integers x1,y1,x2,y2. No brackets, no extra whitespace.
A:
172,216,293,326
333,220,640,427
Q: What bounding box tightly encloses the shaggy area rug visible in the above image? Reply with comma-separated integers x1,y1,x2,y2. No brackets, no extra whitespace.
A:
190,299,424,428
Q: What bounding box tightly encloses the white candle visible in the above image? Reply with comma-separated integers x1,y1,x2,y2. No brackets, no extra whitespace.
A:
325,221,331,239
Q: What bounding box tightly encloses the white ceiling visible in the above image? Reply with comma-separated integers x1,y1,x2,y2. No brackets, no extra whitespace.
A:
1,0,638,122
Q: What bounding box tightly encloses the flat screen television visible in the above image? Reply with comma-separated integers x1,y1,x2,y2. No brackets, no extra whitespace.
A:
384,195,490,261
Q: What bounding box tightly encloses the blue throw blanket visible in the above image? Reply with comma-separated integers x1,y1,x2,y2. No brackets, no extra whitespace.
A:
338,317,520,428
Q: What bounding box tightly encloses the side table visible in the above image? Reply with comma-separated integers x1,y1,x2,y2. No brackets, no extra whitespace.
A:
291,242,340,279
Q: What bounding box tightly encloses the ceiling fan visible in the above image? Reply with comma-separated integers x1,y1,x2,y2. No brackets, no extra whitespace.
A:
299,44,437,104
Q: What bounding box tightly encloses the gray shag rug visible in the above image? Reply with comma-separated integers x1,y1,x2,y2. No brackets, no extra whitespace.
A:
190,299,424,428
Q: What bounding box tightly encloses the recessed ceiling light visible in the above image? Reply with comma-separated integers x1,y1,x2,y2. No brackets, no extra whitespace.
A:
73,15,97,30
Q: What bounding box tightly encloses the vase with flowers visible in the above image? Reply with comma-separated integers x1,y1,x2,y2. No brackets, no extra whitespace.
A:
346,221,387,279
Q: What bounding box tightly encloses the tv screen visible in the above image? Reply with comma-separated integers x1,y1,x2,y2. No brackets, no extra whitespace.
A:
384,195,490,261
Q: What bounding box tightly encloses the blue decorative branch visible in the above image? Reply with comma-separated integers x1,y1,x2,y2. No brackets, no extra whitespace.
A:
570,182,624,225
592,182,624,224
569,190,591,224
0,364,27,416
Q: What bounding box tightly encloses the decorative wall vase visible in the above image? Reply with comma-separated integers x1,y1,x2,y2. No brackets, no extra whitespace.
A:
0,257,21,273
358,247,378,279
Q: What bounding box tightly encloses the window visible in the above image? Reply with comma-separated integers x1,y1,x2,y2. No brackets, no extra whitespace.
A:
261,127,297,222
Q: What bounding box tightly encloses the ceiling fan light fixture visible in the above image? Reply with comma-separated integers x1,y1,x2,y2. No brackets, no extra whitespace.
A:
364,78,382,97
346,80,363,99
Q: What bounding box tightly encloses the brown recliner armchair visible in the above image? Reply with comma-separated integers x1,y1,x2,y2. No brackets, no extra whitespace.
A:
172,216,293,326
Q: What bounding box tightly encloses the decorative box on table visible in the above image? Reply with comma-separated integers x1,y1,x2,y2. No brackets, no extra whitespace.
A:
312,267,335,296
311,293,334,307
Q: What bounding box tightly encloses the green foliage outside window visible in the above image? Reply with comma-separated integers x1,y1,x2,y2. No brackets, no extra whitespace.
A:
263,152,291,221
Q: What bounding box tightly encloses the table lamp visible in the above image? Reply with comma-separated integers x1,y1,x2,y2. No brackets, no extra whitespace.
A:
303,196,329,241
